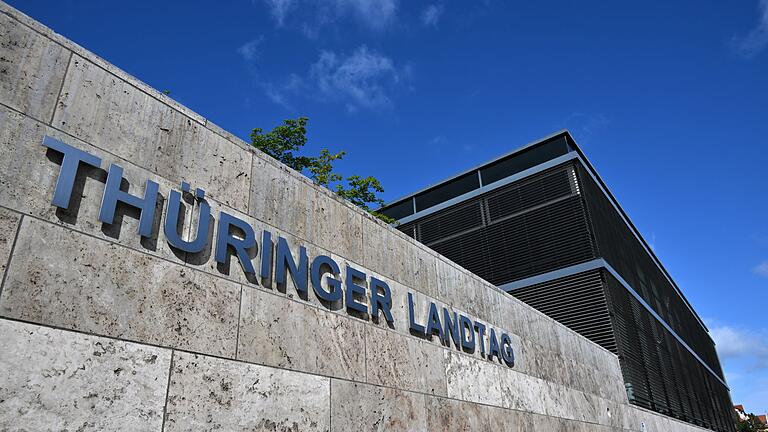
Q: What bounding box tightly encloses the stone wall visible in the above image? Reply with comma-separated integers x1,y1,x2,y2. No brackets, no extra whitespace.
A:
0,2,713,431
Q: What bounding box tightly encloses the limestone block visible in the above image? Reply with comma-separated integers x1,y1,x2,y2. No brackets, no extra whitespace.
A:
531,414,570,431
0,12,69,122
0,319,170,431
309,183,364,264
330,380,427,432
486,406,535,431
496,291,534,342
425,396,491,431
0,207,20,281
237,286,366,380
0,217,240,357
165,351,330,432
51,55,251,212
444,350,503,406
496,365,546,414
365,324,447,396
407,241,440,299
361,215,440,299
249,155,314,249
0,106,190,264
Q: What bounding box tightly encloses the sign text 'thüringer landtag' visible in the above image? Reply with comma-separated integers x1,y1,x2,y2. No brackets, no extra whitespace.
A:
41,135,515,368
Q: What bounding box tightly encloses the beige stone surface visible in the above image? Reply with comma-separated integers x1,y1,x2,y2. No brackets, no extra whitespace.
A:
0,318,170,431
425,396,492,431
249,155,364,265
330,380,427,432
365,324,447,396
444,349,503,407
0,206,20,281
165,351,330,432
0,12,69,122
51,55,251,212
487,406,536,431
237,286,366,380
0,217,240,357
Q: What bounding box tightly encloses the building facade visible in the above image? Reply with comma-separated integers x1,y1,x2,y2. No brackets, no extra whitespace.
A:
380,132,734,431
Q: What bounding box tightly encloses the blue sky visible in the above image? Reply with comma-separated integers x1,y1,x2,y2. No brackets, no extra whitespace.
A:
10,0,768,414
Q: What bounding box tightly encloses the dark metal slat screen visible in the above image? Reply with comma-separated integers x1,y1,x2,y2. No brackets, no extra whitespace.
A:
399,164,595,286
604,271,733,431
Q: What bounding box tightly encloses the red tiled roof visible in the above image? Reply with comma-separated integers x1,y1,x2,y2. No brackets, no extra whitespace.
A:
735,404,745,411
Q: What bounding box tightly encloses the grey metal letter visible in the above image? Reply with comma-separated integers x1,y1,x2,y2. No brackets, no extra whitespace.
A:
98,163,158,237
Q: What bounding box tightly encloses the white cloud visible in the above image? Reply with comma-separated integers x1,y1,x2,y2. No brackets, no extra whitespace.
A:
734,0,768,58
263,0,295,26
711,325,768,370
237,37,305,108
310,45,402,110
237,37,264,62
237,39,405,110
259,0,397,33
421,4,444,27
262,74,304,108
343,0,397,30
754,260,768,278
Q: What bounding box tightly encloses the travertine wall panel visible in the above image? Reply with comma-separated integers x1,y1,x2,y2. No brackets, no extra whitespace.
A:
1,217,240,357
330,380,427,432
237,285,366,380
165,352,330,432
0,206,19,281
0,2,717,431
425,396,492,431
364,324,448,396
0,319,170,431
0,12,68,123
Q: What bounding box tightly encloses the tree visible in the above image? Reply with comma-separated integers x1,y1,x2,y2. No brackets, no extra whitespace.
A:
309,148,345,188
250,117,315,173
249,117,396,224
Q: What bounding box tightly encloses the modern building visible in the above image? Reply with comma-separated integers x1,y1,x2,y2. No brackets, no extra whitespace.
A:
379,131,734,431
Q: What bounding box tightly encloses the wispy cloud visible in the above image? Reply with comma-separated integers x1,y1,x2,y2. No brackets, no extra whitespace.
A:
262,74,304,108
560,112,609,143
421,4,444,27
237,37,305,109
263,0,295,26
754,260,768,278
310,45,404,111
237,37,264,63
258,0,398,34
237,41,406,110
733,0,768,58
711,324,768,371
430,135,445,144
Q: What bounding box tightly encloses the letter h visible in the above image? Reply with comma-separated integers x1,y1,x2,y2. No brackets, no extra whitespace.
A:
99,164,159,237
